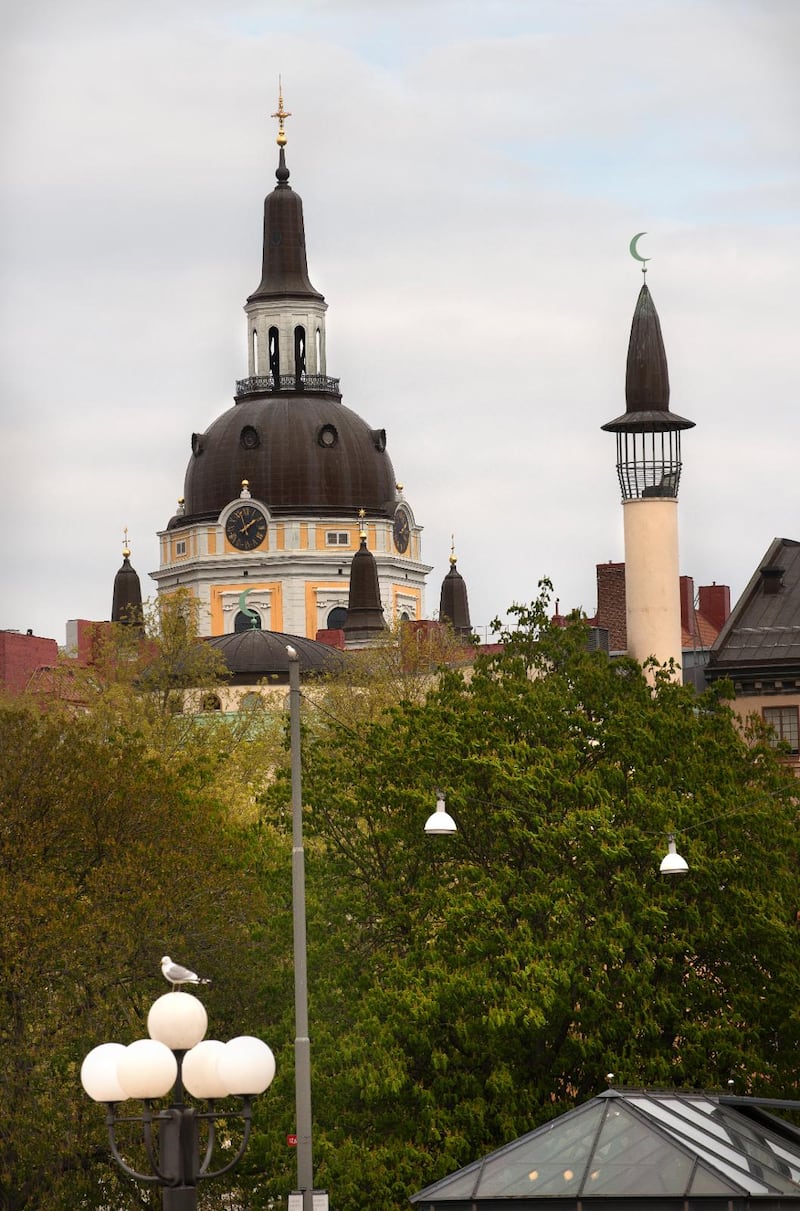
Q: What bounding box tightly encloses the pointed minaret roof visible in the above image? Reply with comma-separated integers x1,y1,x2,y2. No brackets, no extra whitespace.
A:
439,539,472,637
602,283,694,433
247,84,324,304
343,513,386,646
111,531,143,626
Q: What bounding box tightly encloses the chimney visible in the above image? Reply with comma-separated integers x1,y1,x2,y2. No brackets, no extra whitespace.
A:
697,583,730,631
760,566,784,596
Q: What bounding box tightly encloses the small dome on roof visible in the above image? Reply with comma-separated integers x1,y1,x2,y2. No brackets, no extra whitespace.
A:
205,629,345,682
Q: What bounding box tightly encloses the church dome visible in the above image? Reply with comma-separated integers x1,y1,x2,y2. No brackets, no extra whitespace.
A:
179,389,397,523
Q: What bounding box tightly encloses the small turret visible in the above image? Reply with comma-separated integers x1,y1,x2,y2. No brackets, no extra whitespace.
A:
343,513,386,648
439,539,472,637
111,531,143,626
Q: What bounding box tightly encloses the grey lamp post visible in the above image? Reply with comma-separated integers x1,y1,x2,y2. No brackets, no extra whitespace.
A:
287,645,316,1211
81,990,275,1209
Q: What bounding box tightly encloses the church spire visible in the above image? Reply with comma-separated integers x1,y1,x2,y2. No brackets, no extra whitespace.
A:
247,83,323,304
243,84,329,386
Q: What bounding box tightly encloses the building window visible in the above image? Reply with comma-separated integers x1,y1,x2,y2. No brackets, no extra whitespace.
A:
326,531,350,546
326,606,348,629
201,693,222,713
175,540,187,556
763,706,799,754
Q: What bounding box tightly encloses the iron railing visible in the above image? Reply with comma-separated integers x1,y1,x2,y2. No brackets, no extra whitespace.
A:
236,373,340,397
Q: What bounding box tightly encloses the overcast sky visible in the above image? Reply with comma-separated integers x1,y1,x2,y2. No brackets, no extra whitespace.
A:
2,0,798,644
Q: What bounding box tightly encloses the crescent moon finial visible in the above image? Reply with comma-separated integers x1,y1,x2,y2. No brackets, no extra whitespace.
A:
629,231,651,277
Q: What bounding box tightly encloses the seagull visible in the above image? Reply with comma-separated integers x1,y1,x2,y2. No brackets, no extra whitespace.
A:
161,955,211,990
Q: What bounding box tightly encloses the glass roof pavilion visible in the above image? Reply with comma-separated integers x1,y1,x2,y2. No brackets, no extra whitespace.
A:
411,1089,800,1211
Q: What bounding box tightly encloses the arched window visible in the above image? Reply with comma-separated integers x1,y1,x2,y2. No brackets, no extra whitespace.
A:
234,609,262,632
326,606,348,630
294,326,306,378
316,326,322,373
252,329,259,374
269,327,280,379
201,693,222,712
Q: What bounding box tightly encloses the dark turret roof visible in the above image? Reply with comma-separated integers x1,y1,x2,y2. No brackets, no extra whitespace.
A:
247,147,323,303
439,557,472,636
602,283,694,433
111,553,143,625
343,534,386,642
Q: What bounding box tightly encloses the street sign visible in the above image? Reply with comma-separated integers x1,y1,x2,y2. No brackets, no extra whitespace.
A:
287,1133,298,1146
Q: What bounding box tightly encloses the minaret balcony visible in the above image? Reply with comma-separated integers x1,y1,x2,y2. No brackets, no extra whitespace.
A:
614,429,683,501
236,373,341,397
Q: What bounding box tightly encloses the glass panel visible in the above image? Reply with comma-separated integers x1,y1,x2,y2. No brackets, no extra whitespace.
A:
690,1165,743,1195
588,1104,692,1196
476,1103,605,1197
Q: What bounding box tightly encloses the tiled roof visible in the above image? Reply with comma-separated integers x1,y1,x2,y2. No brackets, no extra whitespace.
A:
708,538,800,675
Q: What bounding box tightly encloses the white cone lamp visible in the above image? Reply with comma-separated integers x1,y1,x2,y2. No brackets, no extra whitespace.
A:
660,833,688,875
424,793,457,835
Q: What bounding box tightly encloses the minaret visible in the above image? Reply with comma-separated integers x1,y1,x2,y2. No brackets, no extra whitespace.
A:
244,81,328,384
439,538,472,637
601,253,694,673
111,530,143,626
343,511,387,648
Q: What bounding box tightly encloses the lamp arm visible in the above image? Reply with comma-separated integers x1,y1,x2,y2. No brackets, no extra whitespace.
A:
198,1098,254,1180
104,1103,166,1184
198,1099,218,1174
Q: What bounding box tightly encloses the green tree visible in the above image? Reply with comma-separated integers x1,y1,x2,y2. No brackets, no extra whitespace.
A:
256,586,800,1211
0,698,290,1211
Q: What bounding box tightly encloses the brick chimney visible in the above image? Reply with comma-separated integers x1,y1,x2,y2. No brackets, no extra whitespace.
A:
697,583,730,632
595,562,627,651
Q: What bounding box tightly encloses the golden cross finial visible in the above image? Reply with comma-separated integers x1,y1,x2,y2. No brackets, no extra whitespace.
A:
272,77,291,147
358,507,367,538
450,533,457,566
122,526,131,558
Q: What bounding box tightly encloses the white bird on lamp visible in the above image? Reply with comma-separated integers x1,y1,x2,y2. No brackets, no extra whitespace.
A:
160,955,212,990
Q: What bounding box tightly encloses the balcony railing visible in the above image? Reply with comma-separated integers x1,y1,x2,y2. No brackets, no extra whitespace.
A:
236,373,341,397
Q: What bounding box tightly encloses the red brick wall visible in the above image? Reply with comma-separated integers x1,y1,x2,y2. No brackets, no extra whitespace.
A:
595,563,627,651
0,631,59,694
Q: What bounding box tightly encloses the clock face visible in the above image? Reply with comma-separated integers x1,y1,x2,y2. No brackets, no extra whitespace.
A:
393,509,410,554
225,504,267,551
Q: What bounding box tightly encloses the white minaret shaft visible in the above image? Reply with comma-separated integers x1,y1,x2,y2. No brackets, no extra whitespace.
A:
623,497,681,669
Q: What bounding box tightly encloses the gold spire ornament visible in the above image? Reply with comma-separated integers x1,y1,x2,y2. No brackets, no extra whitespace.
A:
272,78,291,146
122,527,131,559
450,534,457,566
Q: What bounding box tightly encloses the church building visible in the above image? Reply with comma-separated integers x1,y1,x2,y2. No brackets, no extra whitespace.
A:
151,93,430,639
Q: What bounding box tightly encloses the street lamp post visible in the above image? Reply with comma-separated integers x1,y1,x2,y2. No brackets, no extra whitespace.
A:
287,646,315,1211
285,646,451,1211
81,989,275,1210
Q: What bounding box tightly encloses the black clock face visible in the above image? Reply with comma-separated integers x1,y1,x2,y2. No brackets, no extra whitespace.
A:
225,505,267,551
393,510,410,554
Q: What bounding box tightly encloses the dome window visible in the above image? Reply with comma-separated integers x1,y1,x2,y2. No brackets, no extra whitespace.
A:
240,425,260,450
191,432,205,457
371,429,386,452
318,424,338,448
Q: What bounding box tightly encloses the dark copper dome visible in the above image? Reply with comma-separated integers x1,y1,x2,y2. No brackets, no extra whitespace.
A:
178,389,397,524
